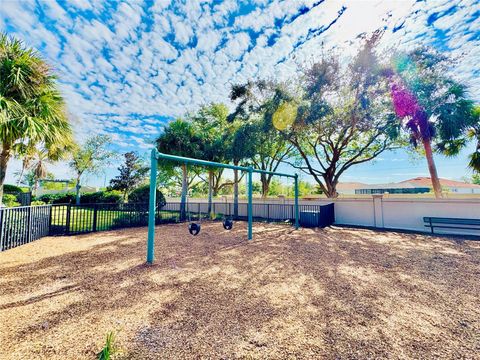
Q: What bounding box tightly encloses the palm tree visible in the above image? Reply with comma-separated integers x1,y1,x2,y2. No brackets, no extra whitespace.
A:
388,48,475,198
0,33,73,204
15,143,36,186
467,105,480,172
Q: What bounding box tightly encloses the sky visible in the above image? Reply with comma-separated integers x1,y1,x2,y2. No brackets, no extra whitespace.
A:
1,0,479,187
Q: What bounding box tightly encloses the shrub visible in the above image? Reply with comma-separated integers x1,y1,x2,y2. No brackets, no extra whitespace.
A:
3,184,24,193
3,194,20,207
80,190,123,204
31,200,46,206
128,185,166,206
37,191,123,204
37,192,76,204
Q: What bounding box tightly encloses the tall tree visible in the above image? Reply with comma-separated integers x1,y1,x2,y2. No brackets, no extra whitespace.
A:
387,47,475,198
190,103,230,215
69,135,116,204
224,121,256,217
0,33,73,204
282,35,400,197
156,119,201,220
229,81,294,197
15,142,71,193
108,151,148,200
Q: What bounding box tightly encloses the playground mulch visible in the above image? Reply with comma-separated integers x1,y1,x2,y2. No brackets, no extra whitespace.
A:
0,222,479,359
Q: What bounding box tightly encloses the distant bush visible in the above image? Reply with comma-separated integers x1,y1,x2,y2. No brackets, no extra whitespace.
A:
37,192,76,204
80,190,123,204
31,200,46,206
37,190,123,204
128,185,166,206
3,184,25,193
3,194,20,207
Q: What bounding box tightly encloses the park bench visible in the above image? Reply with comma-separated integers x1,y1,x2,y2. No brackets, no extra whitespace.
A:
423,217,480,235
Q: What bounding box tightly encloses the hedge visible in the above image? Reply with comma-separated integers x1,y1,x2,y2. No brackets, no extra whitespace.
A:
3,184,25,193
3,194,20,207
128,185,166,207
37,190,123,204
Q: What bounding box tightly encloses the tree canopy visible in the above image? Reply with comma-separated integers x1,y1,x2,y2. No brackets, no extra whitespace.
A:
0,33,73,203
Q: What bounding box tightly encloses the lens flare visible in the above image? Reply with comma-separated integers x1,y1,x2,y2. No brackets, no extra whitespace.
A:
272,102,297,131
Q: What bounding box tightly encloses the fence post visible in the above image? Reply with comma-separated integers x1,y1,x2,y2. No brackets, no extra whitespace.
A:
66,204,71,235
48,205,53,235
27,206,32,244
372,194,384,228
92,204,98,232
0,209,4,251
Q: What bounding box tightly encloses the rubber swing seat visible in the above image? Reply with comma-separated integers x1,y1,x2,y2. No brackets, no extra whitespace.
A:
223,219,233,230
188,222,201,236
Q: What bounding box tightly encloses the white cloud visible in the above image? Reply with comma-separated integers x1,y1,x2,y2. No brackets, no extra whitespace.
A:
1,0,479,186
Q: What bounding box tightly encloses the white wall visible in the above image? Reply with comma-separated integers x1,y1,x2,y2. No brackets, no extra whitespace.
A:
168,196,480,236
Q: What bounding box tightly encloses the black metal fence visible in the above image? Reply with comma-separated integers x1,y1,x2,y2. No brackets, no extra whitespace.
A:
0,205,51,251
0,201,327,251
4,191,32,206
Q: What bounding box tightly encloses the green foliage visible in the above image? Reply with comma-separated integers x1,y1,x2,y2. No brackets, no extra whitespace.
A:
471,173,480,185
69,135,116,204
282,35,400,197
108,152,148,199
37,190,123,204
31,200,46,206
70,135,115,180
128,184,166,206
3,194,20,207
80,191,123,204
228,81,294,196
97,331,117,360
36,192,76,204
0,33,74,203
3,184,24,193
156,119,202,163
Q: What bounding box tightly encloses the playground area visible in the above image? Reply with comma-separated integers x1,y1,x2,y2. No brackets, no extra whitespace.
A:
0,222,479,359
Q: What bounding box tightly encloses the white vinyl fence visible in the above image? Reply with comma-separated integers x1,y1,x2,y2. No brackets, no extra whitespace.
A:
169,196,480,236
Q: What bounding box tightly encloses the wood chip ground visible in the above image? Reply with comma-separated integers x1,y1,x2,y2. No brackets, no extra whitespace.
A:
0,222,479,359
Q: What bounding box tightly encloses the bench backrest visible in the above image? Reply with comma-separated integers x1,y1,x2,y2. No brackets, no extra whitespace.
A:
423,217,480,226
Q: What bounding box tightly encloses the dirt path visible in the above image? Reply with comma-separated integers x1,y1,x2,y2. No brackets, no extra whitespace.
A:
1,222,479,359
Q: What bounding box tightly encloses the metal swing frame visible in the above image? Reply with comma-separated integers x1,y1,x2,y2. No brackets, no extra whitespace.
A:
147,149,299,264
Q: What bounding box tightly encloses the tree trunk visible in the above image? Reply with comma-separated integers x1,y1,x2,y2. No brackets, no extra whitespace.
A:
422,139,443,198
323,176,339,198
75,176,81,205
208,170,213,217
180,164,187,221
260,173,269,198
33,179,39,197
16,165,26,186
0,144,12,206
233,160,239,219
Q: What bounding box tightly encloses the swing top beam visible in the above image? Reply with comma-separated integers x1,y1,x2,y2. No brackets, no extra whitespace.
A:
152,150,297,179
147,149,299,264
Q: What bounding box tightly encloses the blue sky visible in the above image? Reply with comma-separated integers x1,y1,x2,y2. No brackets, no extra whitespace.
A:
1,0,479,186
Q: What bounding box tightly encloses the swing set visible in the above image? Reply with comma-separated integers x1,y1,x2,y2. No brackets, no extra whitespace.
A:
147,149,300,264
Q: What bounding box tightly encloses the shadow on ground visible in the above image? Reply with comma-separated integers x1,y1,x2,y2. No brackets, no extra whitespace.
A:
0,222,479,359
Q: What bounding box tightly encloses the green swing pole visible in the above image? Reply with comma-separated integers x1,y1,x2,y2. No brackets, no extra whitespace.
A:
147,148,158,264
247,167,253,240
146,149,299,263
294,173,299,230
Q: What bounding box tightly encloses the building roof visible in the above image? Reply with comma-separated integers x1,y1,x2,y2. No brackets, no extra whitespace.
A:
336,182,370,191
357,182,428,190
399,177,480,189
